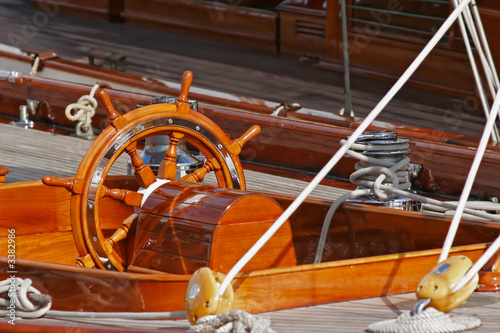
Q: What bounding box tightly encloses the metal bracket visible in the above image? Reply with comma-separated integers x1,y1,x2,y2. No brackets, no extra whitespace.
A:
10,99,39,129
150,96,199,111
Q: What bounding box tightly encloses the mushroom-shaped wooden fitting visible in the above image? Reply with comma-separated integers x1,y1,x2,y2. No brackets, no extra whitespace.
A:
0,166,8,183
185,267,234,325
416,255,478,313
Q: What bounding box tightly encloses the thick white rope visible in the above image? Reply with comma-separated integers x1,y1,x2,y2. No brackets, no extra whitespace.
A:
438,82,500,264
468,0,500,88
457,0,499,93
29,56,40,77
217,0,474,297
189,310,276,333
65,83,99,133
367,307,480,333
0,277,51,319
315,138,411,263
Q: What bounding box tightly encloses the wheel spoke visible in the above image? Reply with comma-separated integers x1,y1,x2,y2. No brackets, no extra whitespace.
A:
180,157,221,183
100,185,143,207
158,131,184,180
104,213,138,259
125,141,156,188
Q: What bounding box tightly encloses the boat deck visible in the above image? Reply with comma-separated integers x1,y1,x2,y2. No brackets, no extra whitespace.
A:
0,0,493,139
1,2,500,332
2,120,500,332
4,290,500,332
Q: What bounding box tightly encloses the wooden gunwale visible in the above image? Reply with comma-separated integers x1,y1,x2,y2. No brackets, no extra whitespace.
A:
0,243,489,313
3,71,500,199
0,48,275,114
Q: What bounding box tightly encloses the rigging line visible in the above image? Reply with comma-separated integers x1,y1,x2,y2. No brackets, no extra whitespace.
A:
451,0,499,141
469,0,500,88
458,0,497,94
340,0,353,116
438,84,500,264
217,0,474,298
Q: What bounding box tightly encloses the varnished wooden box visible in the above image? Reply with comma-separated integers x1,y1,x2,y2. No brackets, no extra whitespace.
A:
131,181,296,274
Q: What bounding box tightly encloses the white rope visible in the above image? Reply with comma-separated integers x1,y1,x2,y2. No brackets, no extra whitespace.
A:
217,0,474,297
451,0,499,141
0,277,51,319
315,138,411,263
65,83,99,133
438,81,500,264
29,55,40,77
189,310,277,333
367,307,480,333
0,277,185,320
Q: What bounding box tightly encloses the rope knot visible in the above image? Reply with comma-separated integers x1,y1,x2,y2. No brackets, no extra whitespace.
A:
189,310,277,333
0,277,52,319
65,84,100,136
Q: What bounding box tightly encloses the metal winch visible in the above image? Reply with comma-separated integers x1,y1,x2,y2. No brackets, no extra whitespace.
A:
127,96,203,178
346,130,421,211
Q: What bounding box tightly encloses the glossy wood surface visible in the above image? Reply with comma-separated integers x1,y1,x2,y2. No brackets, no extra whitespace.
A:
1,175,500,313
134,181,296,274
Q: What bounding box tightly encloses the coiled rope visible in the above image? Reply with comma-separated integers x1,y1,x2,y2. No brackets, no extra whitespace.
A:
189,310,276,333
367,307,480,333
65,83,99,137
0,277,184,321
315,137,413,263
0,277,51,318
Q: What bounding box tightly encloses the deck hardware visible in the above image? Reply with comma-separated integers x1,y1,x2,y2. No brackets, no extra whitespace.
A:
127,135,203,178
10,99,38,129
415,255,478,313
185,267,234,325
271,102,301,116
0,70,20,83
76,46,127,71
346,130,420,211
150,95,198,111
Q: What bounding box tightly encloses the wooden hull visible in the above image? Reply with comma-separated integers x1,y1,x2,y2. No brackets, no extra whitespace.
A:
0,244,490,314
1,178,499,315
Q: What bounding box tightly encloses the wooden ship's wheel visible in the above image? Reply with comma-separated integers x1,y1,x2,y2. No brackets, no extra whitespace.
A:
43,71,260,271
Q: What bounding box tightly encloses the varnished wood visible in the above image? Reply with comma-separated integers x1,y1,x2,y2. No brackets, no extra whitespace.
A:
42,175,84,195
179,157,221,183
31,0,124,21
124,141,156,188
228,124,261,157
97,88,127,129
133,181,296,274
157,132,184,180
0,166,8,184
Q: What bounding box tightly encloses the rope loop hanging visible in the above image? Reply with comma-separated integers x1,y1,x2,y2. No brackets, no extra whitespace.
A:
65,83,100,138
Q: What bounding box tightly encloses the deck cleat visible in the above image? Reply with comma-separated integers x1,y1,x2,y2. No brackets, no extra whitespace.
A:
415,255,478,313
185,267,234,325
